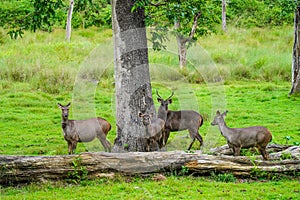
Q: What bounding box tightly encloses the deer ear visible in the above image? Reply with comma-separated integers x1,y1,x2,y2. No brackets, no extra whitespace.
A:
66,102,71,107
157,98,162,103
168,99,172,104
138,112,143,117
216,110,220,115
222,110,228,117
57,103,62,108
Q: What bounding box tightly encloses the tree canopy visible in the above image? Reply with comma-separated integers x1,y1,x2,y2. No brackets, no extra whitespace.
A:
0,0,298,39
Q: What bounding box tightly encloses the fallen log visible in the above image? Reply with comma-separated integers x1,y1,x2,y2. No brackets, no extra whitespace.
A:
211,144,294,156
0,145,299,185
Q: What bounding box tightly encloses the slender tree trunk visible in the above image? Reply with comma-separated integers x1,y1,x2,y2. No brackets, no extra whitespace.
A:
66,0,74,42
290,5,300,94
176,37,188,69
222,0,227,32
174,12,201,69
174,20,188,69
111,0,156,152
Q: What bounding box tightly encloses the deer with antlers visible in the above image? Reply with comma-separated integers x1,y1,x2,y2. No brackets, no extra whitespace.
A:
156,90,204,150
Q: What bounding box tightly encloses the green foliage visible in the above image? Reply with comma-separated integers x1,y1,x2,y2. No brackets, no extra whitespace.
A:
70,0,112,29
227,0,297,27
210,172,236,183
145,0,220,50
280,152,292,160
249,167,287,181
0,0,64,39
67,157,88,184
181,166,189,175
0,0,111,38
31,0,64,32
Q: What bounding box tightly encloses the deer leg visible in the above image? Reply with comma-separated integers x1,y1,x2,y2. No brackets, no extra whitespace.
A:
233,146,241,156
153,139,159,151
258,146,269,160
147,139,151,152
195,132,203,146
161,130,165,147
67,141,72,155
188,129,203,149
164,129,170,145
97,132,111,152
187,138,195,151
72,141,78,154
106,140,112,152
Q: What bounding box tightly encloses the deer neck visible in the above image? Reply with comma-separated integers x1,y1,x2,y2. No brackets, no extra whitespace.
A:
146,126,150,135
61,117,69,129
157,106,168,121
217,119,230,138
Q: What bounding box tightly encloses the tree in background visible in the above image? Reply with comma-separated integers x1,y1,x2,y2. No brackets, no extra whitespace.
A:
0,0,111,39
222,0,226,32
2,0,64,39
290,4,300,94
142,0,220,69
66,0,74,42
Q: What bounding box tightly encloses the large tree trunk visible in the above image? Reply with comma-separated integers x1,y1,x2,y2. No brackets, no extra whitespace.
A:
290,5,300,94
0,145,299,185
66,0,74,42
111,0,156,152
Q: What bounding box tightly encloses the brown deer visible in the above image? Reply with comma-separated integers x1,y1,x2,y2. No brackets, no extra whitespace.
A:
156,90,204,151
58,102,111,154
139,112,165,152
211,110,272,160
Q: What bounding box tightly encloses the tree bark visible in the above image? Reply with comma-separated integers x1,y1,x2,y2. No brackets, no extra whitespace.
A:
290,5,300,94
176,35,188,69
174,19,188,69
222,0,227,32
66,0,74,42
174,12,201,69
1,145,299,185
111,0,156,152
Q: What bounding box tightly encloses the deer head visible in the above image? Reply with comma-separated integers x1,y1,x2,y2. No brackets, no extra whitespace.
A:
156,90,174,110
58,102,71,120
139,112,153,126
211,110,228,126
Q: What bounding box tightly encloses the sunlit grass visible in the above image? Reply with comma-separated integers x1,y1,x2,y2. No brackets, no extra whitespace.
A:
1,176,299,200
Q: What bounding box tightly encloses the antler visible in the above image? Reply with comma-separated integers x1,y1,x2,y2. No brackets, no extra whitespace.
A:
156,89,163,99
156,90,174,100
166,91,174,100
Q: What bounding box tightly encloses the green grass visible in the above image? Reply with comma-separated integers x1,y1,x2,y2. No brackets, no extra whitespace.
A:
1,176,299,199
0,26,300,198
0,81,299,155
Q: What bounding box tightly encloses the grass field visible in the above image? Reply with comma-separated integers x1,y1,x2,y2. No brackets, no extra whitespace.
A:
0,26,299,198
1,176,299,200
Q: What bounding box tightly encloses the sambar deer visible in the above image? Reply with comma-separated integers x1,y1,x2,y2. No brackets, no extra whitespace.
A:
58,102,111,154
139,112,165,152
156,90,204,151
211,110,272,160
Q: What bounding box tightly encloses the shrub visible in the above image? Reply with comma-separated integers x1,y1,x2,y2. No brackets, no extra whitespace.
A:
210,172,236,183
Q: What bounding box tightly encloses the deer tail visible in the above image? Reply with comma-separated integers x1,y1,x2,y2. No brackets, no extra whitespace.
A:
199,116,204,127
